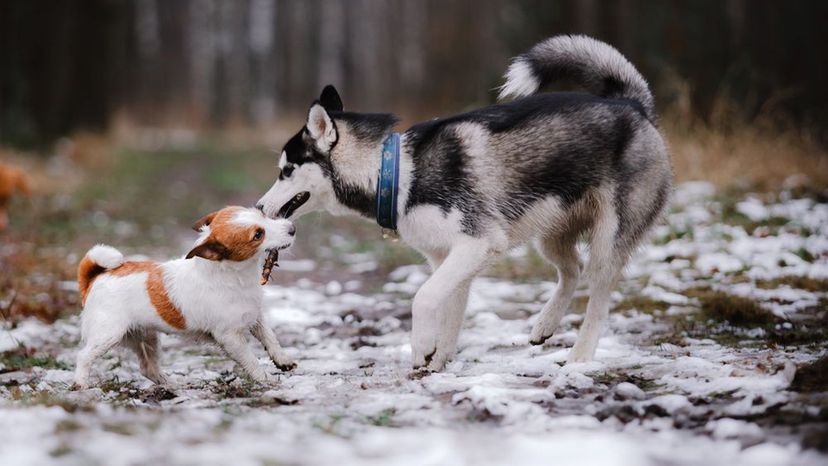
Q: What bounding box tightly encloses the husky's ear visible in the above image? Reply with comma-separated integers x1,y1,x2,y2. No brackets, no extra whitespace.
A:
306,103,337,152
185,240,227,261
319,85,343,112
192,211,218,231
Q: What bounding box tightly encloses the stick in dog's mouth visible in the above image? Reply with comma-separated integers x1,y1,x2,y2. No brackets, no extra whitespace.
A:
260,192,311,285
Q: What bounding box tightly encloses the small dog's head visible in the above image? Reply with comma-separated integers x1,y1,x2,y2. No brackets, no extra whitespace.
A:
185,206,295,262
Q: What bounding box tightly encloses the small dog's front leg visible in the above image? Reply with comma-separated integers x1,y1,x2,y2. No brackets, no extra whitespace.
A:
250,318,296,371
213,330,270,383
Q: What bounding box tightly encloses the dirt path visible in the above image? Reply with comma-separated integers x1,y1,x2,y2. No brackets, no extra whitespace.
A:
1,182,826,465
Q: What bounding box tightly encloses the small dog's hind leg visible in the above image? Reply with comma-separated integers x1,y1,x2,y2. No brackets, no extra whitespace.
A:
530,233,581,345
74,333,123,389
213,330,269,383
250,317,296,371
123,330,167,385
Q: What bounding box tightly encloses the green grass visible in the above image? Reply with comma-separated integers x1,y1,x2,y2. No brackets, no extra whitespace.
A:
0,348,71,371
8,388,89,412
717,194,792,235
366,408,396,427
675,287,827,348
589,371,662,392
312,414,347,437
685,288,775,327
790,355,828,393
756,276,828,292
616,295,670,314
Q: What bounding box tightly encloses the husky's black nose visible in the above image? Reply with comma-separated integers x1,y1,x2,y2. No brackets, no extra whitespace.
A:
255,204,265,213
287,224,296,236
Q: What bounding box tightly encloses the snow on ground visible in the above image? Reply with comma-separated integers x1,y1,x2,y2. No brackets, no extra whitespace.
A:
1,182,827,466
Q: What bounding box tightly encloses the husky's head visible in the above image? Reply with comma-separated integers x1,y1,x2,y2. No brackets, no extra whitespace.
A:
257,85,398,221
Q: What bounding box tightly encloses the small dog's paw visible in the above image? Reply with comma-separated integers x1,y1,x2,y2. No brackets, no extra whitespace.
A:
407,367,434,380
250,372,279,386
70,382,89,391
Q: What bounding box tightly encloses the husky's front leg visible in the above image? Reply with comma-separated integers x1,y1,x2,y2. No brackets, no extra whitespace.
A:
411,241,490,371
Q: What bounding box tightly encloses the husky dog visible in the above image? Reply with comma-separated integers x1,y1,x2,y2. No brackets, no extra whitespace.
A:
258,35,671,371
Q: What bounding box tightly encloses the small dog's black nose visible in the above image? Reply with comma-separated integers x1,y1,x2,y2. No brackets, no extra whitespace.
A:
287,224,296,236
255,204,264,213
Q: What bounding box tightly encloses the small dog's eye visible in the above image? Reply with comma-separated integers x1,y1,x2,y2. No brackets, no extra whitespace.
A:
253,229,264,241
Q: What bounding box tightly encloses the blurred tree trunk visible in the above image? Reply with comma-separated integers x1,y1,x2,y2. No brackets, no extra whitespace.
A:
2,0,828,145
188,0,217,127
316,0,345,93
574,0,598,36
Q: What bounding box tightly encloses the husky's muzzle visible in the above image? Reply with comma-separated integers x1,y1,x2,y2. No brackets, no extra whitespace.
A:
276,191,311,219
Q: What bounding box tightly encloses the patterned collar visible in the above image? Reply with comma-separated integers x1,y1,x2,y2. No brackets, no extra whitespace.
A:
376,133,400,237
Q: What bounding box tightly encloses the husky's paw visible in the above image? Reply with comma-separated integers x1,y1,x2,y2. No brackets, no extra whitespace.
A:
528,324,555,346
411,325,438,370
411,344,437,370
424,348,451,372
565,346,595,364
274,358,297,372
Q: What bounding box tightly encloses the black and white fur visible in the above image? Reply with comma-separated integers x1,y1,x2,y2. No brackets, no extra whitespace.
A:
258,35,672,371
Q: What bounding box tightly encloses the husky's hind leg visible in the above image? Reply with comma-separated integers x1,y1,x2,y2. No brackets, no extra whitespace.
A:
529,232,581,345
567,204,625,364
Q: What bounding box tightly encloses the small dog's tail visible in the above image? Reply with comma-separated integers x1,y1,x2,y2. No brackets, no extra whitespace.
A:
498,35,655,120
78,245,124,305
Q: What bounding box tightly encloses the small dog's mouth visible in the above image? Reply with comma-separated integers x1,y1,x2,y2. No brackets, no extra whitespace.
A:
261,248,280,285
276,192,311,219
260,243,292,285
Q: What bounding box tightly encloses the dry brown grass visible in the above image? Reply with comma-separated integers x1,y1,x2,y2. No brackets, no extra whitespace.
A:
664,109,828,190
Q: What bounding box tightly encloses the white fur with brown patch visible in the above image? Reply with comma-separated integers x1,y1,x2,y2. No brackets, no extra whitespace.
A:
74,206,298,389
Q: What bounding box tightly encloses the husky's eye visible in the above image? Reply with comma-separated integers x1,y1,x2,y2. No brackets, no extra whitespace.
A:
253,229,264,241
280,164,295,180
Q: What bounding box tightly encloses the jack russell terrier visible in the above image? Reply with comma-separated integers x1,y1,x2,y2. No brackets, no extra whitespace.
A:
74,206,297,388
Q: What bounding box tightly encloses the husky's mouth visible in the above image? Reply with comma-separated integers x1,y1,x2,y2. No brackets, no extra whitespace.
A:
276,192,311,219
262,192,308,284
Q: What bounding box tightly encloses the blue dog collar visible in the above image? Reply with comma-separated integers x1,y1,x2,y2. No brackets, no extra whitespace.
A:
376,133,401,235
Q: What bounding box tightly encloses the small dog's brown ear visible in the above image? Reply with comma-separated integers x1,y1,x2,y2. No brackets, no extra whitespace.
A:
185,241,227,261
192,211,218,231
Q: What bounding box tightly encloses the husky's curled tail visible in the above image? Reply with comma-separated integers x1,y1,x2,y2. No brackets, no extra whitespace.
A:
499,35,655,120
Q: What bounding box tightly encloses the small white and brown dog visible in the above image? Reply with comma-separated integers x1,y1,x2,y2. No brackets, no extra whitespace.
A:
74,206,297,389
